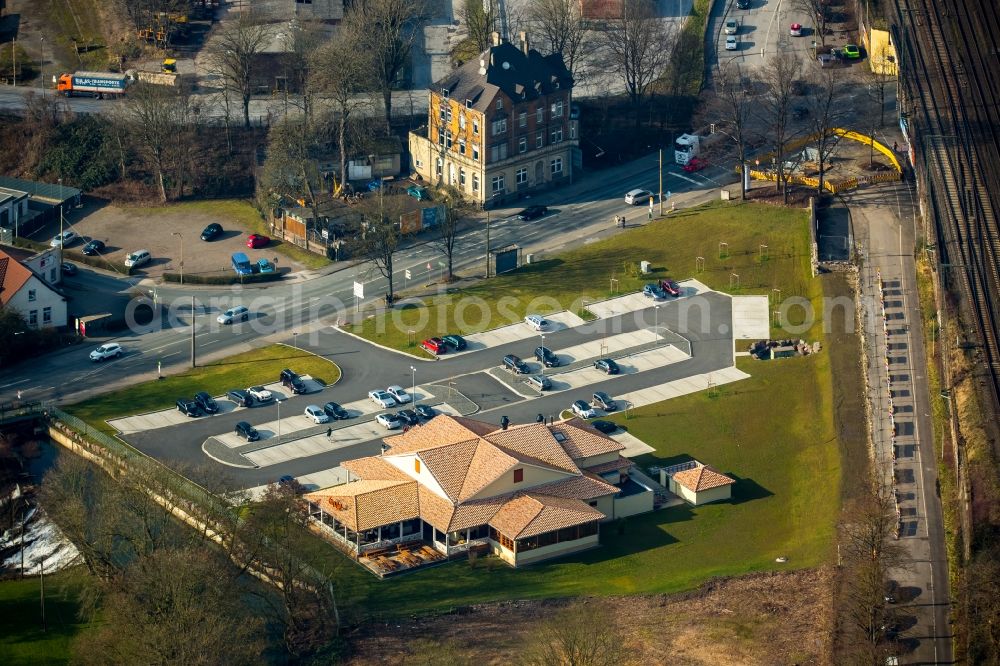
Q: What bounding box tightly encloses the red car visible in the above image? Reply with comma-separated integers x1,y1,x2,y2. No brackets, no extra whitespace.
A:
421,337,447,354
682,157,707,173
659,279,682,297
247,234,270,249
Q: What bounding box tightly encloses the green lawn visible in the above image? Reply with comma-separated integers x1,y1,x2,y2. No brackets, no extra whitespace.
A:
125,199,330,270
66,344,340,432
0,568,91,665
355,201,813,355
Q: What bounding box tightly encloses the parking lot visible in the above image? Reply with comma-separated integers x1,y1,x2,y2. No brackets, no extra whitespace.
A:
109,284,767,488
33,200,304,277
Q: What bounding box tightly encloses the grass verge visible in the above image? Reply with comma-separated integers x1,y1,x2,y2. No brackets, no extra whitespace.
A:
0,567,91,665
354,201,814,355
124,200,330,270
65,344,340,433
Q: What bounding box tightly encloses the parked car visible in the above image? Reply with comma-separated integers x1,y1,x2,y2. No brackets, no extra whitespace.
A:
571,400,597,419
278,475,306,494
201,223,223,241
231,252,253,276
659,279,682,297
322,401,350,420
842,43,861,59
594,358,620,375
279,368,307,394
527,374,552,391
367,179,386,192
228,389,253,407
524,314,549,331
736,0,750,7
246,234,270,249
516,205,548,220
590,420,618,434
414,404,436,419
442,334,467,351
304,405,330,424
789,22,802,37
49,230,77,248
217,305,250,324
624,188,652,205
176,398,201,417
376,413,402,429
194,391,220,414
396,409,419,426
592,391,617,411
82,239,105,256
124,249,151,268
387,385,412,404
235,421,260,441
421,337,447,354
503,354,530,374
369,390,396,408
406,184,429,200
247,385,273,402
89,343,123,361
725,35,739,51
682,157,707,173
256,258,276,274
534,346,560,367
725,19,738,34
643,283,667,300
61,262,77,276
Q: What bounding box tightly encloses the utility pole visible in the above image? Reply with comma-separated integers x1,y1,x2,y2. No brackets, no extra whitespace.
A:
659,149,664,216
172,232,184,285
190,295,196,368
57,178,64,265
485,210,491,278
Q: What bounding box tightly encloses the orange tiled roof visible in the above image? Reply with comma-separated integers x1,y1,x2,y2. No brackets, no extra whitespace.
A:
382,415,487,454
417,438,481,500
342,455,411,482
532,473,620,500
456,439,520,501
550,418,625,459
672,465,735,492
305,479,418,531
449,495,509,532
583,456,634,476
0,251,33,307
417,485,454,532
485,423,579,474
489,494,604,540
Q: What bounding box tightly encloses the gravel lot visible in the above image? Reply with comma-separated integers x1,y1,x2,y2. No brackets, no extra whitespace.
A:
36,200,303,277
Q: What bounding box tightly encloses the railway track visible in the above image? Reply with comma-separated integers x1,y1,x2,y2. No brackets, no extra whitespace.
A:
891,0,1000,414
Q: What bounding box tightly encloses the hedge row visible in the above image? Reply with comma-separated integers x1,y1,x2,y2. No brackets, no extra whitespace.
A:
161,271,283,285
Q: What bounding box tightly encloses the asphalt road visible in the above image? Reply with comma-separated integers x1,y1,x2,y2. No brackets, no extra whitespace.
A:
0,151,727,405
124,291,734,488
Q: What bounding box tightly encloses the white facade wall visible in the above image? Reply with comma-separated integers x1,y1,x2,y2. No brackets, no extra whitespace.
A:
7,274,66,329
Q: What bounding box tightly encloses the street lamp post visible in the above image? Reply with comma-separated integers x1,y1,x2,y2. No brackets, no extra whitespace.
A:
190,295,196,368
293,331,299,350
539,334,546,396
654,305,660,341
410,366,416,403
39,37,44,95
171,232,184,285
277,398,281,443
57,178,64,265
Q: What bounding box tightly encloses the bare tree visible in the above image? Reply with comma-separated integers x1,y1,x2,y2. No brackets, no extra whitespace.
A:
256,118,324,247
523,602,624,666
862,41,897,128
804,69,847,193
311,28,373,193
116,83,188,202
208,9,274,129
598,0,674,106
432,186,471,281
455,0,500,63
352,194,406,301
282,18,327,124
793,0,832,48
343,0,425,130
711,62,758,199
528,0,591,77
758,52,802,202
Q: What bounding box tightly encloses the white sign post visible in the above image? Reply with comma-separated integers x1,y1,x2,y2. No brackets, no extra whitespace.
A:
353,280,364,312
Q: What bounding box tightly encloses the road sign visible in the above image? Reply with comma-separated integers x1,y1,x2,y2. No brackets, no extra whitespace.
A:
405,269,412,280
353,281,364,299
426,262,431,270
438,261,446,268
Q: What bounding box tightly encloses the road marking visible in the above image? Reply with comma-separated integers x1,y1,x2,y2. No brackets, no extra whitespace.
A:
670,171,700,185
0,379,30,389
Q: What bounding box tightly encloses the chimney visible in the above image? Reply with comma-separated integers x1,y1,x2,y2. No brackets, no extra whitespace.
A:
478,58,487,75
500,415,510,430
491,31,501,47
519,31,529,55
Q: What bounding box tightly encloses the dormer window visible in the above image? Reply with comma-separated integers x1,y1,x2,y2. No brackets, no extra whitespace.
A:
553,431,566,442
513,468,524,483
466,99,473,109
442,87,449,98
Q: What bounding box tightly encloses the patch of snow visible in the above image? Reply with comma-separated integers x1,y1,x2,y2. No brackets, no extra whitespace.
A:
0,487,81,575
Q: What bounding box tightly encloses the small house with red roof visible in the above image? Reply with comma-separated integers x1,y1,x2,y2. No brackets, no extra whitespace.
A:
0,248,67,329
661,460,736,506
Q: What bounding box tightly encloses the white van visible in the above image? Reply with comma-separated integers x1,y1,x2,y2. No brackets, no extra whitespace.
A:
124,249,151,268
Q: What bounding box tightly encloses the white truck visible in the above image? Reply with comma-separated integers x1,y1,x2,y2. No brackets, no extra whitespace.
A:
674,133,701,166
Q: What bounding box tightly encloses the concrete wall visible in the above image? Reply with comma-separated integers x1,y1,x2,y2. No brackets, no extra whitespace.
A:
576,451,620,469
514,533,600,566
613,489,653,518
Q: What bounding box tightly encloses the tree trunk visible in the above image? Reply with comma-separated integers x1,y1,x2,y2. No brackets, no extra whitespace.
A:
338,114,347,196
156,166,167,203
382,88,393,132
242,95,252,129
